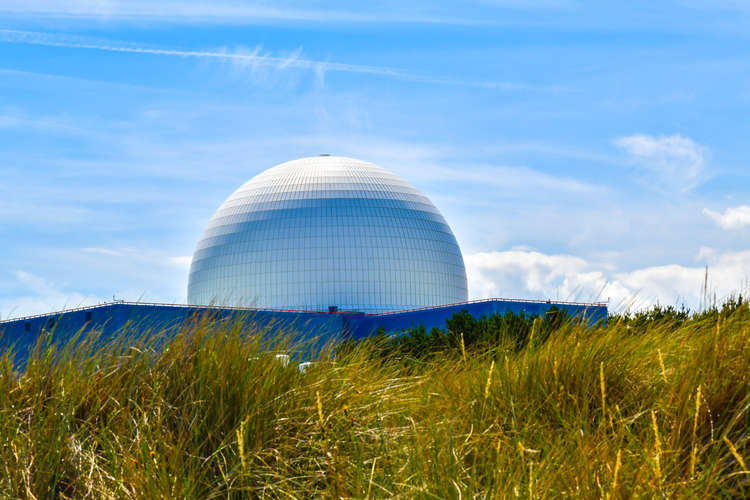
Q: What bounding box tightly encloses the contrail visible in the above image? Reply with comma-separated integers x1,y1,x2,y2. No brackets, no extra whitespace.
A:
0,29,564,91
0,29,399,77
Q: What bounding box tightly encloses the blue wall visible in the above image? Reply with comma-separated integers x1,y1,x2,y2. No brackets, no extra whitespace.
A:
352,300,606,338
0,300,607,364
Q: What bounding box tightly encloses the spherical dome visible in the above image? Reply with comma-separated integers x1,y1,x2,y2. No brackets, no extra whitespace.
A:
187,155,467,313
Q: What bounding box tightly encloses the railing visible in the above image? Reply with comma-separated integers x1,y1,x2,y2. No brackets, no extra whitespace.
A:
1,297,607,324
374,297,608,316
0,300,367,324
0,302,122,324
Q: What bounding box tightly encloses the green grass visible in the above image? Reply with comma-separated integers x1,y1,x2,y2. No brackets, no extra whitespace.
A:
1,305,749,498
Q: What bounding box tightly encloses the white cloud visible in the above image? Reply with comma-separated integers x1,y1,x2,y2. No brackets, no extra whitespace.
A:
466,249,750,312
614,134,707,191
0,271,105,320
679,0,750,12
0,29,561,91
15,270,61,297
466,250,627,305
695,246,715,261
474,0,573,6
82,247,127,257
168,256,192,268
81,247,193,272
0,0,495,25
0,247,194,319
0,109,88,135
0,0,354,22
615,265,704,307
703,205,750,230
400,162,605,200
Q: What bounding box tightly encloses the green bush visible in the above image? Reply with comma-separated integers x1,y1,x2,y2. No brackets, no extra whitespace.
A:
345,306,575,360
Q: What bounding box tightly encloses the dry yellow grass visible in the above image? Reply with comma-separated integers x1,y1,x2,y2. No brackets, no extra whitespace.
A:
0,303,748,498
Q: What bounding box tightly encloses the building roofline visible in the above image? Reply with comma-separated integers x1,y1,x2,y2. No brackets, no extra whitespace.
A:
1,297,607,324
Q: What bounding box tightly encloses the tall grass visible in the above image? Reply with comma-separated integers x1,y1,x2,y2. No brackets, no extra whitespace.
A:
1,304,749,498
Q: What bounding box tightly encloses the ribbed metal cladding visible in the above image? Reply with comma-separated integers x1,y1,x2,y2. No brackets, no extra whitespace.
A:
187,156,468,313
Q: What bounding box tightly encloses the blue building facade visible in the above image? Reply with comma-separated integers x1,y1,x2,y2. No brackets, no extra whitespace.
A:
0,299,607,364
1,157,609,366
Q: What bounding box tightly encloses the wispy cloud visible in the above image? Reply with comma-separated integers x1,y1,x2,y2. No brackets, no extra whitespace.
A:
427,163,604,195
614,134,707,192
0,108,92,135
168,256,192,268
679,0,750,12
0,270,104,320
0,0,497,25
279,133,599,195
704,205,750,230
0,29,563,91
0,67,191,95
82,247,129,257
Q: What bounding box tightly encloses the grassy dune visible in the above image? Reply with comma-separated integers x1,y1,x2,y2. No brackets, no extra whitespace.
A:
1,305,749,498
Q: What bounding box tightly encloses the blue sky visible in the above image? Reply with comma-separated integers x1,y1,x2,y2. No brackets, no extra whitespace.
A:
2,1,750,318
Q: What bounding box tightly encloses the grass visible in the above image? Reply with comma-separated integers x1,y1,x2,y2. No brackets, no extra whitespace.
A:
0,304,749,498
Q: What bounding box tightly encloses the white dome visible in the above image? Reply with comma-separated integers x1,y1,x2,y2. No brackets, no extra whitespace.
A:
187,156,467,313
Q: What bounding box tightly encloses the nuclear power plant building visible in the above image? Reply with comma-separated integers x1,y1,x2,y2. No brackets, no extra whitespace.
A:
1,155,607,360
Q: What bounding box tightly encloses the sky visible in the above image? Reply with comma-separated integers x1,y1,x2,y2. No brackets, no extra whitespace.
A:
1,0,750,318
